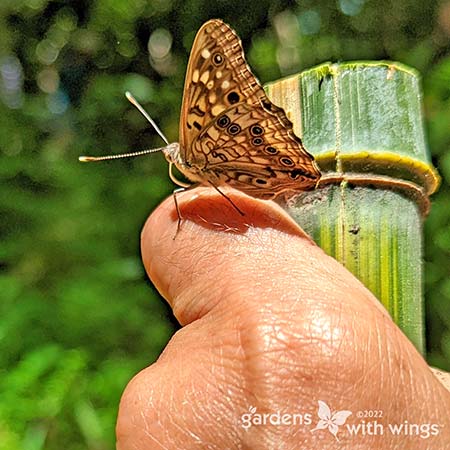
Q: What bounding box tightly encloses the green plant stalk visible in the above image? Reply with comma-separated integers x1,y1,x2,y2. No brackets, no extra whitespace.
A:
266,62,440,354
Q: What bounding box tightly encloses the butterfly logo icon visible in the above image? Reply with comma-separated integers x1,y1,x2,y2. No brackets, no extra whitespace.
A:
310,400,352,441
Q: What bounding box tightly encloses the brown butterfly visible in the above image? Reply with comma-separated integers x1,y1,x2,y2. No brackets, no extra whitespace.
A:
80,19,321,202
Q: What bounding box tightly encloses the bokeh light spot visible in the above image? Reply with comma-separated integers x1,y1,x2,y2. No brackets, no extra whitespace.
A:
0,56,24,109
47,90,69,114
37,68,60,93
56,7,78,32
339,0,366,16
298,10,321,35
36,39,60,65
148,28,172,60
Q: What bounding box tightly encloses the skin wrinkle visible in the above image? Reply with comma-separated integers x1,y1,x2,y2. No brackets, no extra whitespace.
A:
181,243,288,323
404,345,430,418
241,307,347,410
150,347,203,441
129,381,168,449
166,322,246,444
372,316,405,398
173,278,221,323
211,396,241,444
327,305,353,376
171,367,218,444
239,326,307,416
155,372,177,445
374,315,389,405
145,211,243,307
144,246,187,303
392,333,409,400
390,335,418,419
263,332,343,397
175,263,262,324
171,244,240,320
242,248,325,314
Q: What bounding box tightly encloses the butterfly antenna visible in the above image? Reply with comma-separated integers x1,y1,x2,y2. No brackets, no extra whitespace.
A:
79,146,167,162
79,92,170,162
125,91,169,145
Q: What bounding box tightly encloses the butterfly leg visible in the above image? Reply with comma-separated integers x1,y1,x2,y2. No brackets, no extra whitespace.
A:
172,187,186,238
171,184,202,238
208,181,245,216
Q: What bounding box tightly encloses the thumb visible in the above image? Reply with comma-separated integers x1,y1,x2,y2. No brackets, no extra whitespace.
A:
117,187,450,450
140,187,387,326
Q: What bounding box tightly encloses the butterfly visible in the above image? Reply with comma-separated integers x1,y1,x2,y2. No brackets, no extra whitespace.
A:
80,19,321,202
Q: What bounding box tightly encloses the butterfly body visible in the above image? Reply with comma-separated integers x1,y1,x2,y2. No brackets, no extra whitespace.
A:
161,19,321,200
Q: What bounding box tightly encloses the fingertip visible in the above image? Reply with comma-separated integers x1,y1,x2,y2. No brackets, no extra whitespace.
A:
140,187,310,310
142,187,309,242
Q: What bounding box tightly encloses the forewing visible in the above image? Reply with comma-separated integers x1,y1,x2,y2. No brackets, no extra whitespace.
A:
179,19,266,160
179,19,320,198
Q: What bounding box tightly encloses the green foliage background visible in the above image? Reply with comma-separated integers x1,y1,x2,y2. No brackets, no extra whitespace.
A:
0,0,449,448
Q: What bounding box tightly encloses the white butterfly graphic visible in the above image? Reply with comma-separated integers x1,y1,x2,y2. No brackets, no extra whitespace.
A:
310,400,352,441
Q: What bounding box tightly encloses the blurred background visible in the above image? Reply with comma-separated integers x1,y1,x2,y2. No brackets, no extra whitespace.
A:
1,0,449,448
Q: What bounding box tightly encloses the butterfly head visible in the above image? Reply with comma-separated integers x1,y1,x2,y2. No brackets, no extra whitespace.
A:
161,142,181,165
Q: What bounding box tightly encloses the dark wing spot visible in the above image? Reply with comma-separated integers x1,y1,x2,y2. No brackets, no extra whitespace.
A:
190,105,205,117
280,157,294,166
261,100,272,111
228,123,241,135
255,179,267,185
265,146,278,155
193,121,202,131
349,226,360,235
217,115,230,128
227,91,240,104
252,137,263,146
250,125,264,136
213,52,224,66
265,166,276,177
289,169,304,179
212,151,228,162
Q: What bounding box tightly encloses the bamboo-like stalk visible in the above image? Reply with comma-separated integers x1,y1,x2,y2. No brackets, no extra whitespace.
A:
266,62,440,354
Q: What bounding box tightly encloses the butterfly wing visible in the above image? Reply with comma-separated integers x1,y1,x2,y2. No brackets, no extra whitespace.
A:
191,102,320,199
179,19,259,160
179,19,320,198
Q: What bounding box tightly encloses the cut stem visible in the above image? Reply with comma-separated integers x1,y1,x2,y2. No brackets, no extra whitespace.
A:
266,62,440,353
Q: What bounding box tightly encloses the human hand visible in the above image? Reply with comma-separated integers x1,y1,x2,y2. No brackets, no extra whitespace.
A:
116,188,450,449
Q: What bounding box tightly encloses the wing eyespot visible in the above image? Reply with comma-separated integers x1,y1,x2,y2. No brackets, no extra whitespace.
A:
212,52,224,66
217,115,230,128
280,156,294,166
250,125,264,136
227,123,241,135
264,146,278,155
252,137,263,146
